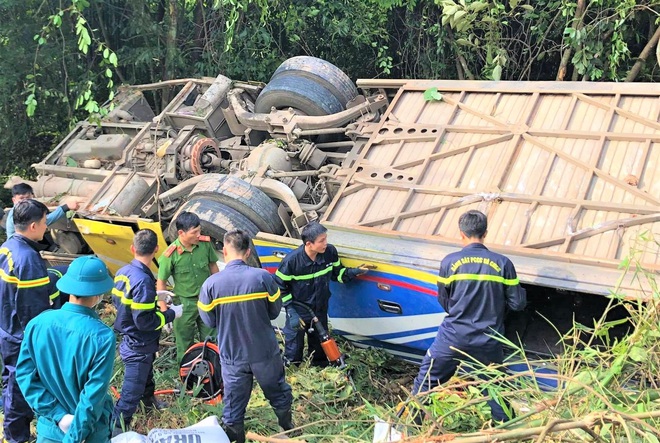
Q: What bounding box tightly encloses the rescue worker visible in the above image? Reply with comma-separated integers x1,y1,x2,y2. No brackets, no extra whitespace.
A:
198,230,294,443
5,183,79,238
0,199,51,443
47,265,69,308
412,210,527,423
112,229,183,435
16,256,116,442
274,222,368,366
156,212,219,362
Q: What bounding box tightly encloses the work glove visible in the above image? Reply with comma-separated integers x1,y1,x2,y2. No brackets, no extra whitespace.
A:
157,290,174,304
286,307,305,331
170,304,184,319
58,414,74,433
346,266,369,279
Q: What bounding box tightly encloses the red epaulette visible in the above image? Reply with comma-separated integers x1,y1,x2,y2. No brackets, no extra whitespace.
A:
199,235,211,242
164,244,178,258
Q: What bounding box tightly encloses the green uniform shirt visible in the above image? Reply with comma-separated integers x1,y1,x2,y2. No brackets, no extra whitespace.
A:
157,238,218,298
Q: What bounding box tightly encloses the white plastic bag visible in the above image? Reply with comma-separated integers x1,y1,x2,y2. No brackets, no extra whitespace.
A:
149,416,230,443
373,415,402,443
111,431,149,443
111,416,229,443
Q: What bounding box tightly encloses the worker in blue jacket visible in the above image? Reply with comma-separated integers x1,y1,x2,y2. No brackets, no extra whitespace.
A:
4,183,79,238
412,210,527,423
199,230,294,443
47,265,70,308
0,199,51,443
274,222,367,366
112,229,182,435
16,255,116,443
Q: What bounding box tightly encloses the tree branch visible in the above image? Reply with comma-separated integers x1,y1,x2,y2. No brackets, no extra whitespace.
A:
626,23,660,82
557,0,586,81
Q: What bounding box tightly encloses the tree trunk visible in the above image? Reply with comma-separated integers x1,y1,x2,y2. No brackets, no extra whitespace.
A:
191,0,206,65
556,0,586,81
625,24,660,82
162,0,178,108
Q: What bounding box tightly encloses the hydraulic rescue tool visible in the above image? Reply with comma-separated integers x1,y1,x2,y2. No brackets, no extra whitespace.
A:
292,301,357,391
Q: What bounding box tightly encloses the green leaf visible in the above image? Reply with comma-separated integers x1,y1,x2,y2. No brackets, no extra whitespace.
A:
453,10,467,24
520,4,534,11
103,48,109,58
423,87,443,102
629,346,647,362
469,1,488,12
109,53,118,67
105,68,112,78
492,65,502,81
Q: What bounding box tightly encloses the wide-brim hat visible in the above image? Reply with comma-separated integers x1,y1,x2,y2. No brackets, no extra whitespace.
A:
56,256,114,297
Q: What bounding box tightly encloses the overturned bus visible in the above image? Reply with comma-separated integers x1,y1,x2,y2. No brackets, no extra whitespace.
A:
4,57,659,361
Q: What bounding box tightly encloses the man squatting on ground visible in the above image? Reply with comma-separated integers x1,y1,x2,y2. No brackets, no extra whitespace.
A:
412,210,527,423
0,199,52,443
16,256,116,442
198,230,295,443
274,222,368,366
111,229,183,435
157,212,219,362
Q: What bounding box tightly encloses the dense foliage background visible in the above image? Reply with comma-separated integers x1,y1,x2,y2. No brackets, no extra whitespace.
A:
0,0,659,180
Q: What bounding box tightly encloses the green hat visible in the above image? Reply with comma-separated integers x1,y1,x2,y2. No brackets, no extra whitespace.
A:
56,256,114,297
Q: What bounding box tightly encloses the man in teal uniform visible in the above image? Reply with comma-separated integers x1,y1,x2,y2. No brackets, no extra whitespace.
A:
157,212,219,362
16,256,116,442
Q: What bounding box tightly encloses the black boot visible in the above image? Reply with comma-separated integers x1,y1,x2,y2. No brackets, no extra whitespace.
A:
222,421,245,443
141,395,169,411
274,408,294,430
275,408,301,437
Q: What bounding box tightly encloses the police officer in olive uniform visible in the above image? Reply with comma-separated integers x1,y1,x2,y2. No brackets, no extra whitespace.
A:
199,230,294,443
412,210,527,423
157,212,219,362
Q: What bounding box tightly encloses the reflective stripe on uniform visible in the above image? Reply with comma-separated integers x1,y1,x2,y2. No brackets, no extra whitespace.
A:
18,276,50,288
0,247,14,271
282,294,292,303
112,275,132,305
268,288,281,302
437,274,519,286
275,265,333,282
0,268,49,288
337,268,347,283
50,290,60,301
198,291,274,311
48,268,63,278
132,301,156,310
155,311,166,330
0,269,18,284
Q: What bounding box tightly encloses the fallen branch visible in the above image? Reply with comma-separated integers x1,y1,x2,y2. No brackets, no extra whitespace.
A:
403,411,660,443
245,431,307,443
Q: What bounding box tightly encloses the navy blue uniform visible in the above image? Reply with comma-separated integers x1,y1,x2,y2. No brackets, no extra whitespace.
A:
198,259,292,429
274,244,358,364
47,265,69,308
413,243,526,422
0,234,51,442
112,259,175,428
